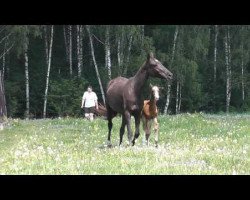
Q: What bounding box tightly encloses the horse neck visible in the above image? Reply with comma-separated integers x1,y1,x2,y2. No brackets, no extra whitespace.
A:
133,65,148,93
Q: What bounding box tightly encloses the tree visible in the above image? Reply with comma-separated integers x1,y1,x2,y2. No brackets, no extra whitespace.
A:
86,25,106,104
76,25,83,77
43,25,54,118
164,25,178,115
105,25,112,80
10,25,41,118
224,26,232,113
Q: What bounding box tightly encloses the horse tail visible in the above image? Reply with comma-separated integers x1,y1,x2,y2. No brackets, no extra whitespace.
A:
94,103,107,119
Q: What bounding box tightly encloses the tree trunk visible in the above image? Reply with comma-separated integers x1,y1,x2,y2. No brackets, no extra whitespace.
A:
0,70,7,118
224,26,231,114
105,25,112,80
241,43,245,102
141,25,144,41
69,25,73,76
86,25,106,104
117,37,121,75
123,31,133,76
175,81,179,114
77,25,83,77
43,25,54,118
163,83,171,114
24,41,29,119
44,26,49,65
2,42,5,78
63,25,69,63
170,26,179,65
164,25,179,115
178,82,181,113
117,26,124,76
140,25,144,54
213,25,218,83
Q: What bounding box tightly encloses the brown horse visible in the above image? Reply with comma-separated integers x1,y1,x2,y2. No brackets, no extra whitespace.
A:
105,53,173,147
142,84,161,147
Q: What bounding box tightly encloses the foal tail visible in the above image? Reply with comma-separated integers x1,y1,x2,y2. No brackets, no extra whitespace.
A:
94,103,107,119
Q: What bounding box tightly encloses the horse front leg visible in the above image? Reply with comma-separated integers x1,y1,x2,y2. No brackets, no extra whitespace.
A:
124,110,133,146
119,114,126,146
132,113,141,146
153,117,159,147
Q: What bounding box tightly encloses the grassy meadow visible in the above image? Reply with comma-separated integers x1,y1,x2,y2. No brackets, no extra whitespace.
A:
0,113,249,175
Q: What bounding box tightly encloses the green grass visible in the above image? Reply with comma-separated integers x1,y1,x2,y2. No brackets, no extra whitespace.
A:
0,113,249,174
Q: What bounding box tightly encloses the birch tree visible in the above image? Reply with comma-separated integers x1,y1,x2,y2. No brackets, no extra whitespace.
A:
43,25,54,118
77,25,83,77
241,42,245,102
63,25,73,76
117,26,125,75
175,81,180,114
2,41,6,78
86,25,106,104
24,39,29,118
213,25,218,83
124,33,133,76
105,25,112,80
69,25,73,76
164,25,179,115
63,25,69,63
224,26,232,113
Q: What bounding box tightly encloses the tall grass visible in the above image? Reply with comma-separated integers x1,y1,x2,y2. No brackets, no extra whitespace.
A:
0,113,249,174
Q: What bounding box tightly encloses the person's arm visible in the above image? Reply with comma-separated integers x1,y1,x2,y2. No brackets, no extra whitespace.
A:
81,93,86,108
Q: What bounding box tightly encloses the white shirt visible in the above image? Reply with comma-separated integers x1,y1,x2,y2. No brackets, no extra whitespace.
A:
82,91,98,108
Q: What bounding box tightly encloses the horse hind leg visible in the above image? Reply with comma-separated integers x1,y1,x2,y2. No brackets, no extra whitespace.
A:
124,110,133,146
119,115,126,146
106,104,115,147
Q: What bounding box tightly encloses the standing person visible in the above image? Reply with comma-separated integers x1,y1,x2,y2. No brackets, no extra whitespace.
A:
81,86,98,121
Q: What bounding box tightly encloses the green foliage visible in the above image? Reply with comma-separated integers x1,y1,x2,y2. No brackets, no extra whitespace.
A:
10,25,42,57
47,78,88,117
4,81,24,117
2,25,250,118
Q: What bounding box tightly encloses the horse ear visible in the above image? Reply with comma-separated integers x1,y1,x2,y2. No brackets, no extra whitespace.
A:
147,52,154,60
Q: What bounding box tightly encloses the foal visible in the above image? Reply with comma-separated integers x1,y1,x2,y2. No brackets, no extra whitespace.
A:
142,84,161,147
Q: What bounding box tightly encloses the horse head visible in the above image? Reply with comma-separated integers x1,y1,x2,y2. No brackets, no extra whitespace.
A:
145,53,173,81
149,83,160,101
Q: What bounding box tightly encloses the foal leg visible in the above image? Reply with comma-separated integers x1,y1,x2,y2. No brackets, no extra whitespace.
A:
146,120,152,146
124,110,133,146
132,113,141,146
119,115,126,146
142,115,147,145
153,117,159,147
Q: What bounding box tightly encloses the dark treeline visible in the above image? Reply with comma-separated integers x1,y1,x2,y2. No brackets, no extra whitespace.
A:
0,25,250,118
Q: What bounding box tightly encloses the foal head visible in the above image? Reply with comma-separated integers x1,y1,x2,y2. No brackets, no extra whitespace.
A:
145,53,173,81
150,84,160,101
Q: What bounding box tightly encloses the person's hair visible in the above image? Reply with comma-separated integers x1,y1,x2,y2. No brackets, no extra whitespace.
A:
87,85,92,90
